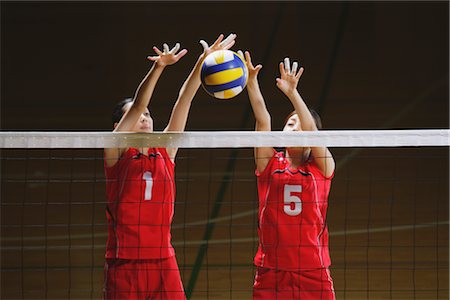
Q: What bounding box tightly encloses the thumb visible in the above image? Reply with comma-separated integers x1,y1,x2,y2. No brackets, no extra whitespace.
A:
199,40,208,51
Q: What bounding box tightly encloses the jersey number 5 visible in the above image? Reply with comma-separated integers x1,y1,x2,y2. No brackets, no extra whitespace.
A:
284,184,302,216
143,171,153,201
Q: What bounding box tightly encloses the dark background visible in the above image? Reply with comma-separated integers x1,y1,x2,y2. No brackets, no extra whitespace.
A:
1,1,449,299
1,1,448,131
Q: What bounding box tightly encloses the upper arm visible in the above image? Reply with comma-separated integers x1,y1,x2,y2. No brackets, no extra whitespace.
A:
163,98,191,133
254,122,273,174
165,147,177,163
164,57,202,133
311,147,335,178
163,103,188,162
114,104,144,133
104,147,123,168
255,147,275,174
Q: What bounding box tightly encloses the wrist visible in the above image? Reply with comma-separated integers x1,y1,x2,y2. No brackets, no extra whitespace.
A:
284,88,300,98
247,77,259,87
198,53,208,67
154,61,167,70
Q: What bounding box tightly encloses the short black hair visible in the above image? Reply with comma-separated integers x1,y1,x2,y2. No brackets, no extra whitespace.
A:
112,98,133,124
309,109,322,130
285,109,323,129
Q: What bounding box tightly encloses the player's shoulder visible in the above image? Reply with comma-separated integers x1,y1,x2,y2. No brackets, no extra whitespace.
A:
153,147,171,160
305,159,334,180
104,147,135,169
266,149,284,163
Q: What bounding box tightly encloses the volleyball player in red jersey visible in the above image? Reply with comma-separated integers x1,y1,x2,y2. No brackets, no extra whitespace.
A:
103,33,236,300
240,50,336,300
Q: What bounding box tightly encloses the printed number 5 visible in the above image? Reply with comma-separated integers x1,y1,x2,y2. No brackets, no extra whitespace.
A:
143,171,153,201
284,185,302,216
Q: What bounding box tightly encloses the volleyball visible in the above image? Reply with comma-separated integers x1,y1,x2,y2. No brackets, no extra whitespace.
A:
200,50,248,100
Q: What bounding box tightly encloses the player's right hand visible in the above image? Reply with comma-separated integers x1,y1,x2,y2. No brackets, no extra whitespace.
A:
199,33,236,59
148,42,188,67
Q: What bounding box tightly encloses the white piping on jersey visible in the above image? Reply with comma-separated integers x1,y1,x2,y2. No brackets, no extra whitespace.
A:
259,174,272,267
161,151,175,221
326,267,336,295
149,150,175,254
310,171,326,268
114,158,132,257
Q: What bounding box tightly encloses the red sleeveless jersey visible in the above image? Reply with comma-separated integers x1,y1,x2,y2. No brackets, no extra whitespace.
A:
104,148,176,259
254,151,333,270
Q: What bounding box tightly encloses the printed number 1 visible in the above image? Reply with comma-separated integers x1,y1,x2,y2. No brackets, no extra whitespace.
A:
284,185,302,216
143,171,153,201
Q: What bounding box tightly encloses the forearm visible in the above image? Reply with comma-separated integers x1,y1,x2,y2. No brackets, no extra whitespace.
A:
133,63,165,110
248,79,273,172
247,78,271,130
164,56,203,132
285,89,317,131
177,55,203,102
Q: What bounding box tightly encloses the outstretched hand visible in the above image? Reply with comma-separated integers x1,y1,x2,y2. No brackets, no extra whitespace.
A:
199,33,237,58
276,57,304,95
238,50,262,80
147,42,188,67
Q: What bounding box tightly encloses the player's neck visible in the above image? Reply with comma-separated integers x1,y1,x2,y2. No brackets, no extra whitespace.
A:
129,147,149,154
286,148,311,168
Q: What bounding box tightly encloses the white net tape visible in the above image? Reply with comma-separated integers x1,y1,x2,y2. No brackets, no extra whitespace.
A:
0,129,449,148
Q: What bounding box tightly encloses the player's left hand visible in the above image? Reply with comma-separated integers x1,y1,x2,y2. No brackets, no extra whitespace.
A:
147,42,188,67
276,57,304,95
237,50,262,81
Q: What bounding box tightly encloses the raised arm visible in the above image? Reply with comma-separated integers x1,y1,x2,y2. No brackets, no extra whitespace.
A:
164,33,237,159
104,43,187,167
276,58,335,177
115,43,187,133
240,50,274,173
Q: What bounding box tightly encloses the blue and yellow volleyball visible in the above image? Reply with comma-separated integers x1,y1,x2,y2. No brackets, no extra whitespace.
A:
200,50,248,100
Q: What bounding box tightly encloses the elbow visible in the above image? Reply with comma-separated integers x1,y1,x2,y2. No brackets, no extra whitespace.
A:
303,125,318,132
256,115,271,131
302,120,318,132
256,115,270,126
265,114,271,126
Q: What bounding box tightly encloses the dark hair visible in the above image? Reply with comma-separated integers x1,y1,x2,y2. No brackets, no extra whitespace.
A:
285,109,322,130
112,98,133,124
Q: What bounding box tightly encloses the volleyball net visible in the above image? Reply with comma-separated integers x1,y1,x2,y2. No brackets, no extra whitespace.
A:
1,130,449,299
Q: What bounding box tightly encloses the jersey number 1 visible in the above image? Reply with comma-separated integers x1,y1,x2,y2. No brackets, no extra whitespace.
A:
143,171,153,201
284,184,302,216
